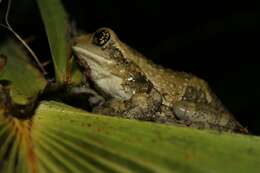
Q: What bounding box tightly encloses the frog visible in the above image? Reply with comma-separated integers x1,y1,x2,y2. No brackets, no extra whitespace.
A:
72,27,248,133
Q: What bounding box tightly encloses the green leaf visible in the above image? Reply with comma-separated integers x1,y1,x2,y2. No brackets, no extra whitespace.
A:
0,39,47,105
36,0,71,83
1,101,260,173
68,55,84,85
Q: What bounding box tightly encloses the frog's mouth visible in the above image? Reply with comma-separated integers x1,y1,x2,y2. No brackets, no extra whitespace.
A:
73,45,113,80
72,46,112,66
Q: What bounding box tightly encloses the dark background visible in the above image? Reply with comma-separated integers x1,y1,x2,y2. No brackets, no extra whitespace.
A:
1,0,260,134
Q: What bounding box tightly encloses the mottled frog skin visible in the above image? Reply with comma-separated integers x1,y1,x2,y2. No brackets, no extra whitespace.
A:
73,28,247,133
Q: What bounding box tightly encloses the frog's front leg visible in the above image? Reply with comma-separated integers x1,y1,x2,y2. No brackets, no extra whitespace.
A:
93,88,162,121
172,101,247,133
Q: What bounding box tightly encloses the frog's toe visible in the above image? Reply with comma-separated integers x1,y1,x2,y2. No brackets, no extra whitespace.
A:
172,101,196,122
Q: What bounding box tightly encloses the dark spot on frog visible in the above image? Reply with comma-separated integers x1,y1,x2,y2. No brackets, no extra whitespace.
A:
182,86,208,104
110,47,123,58
125,72,153,93
104,42,131,65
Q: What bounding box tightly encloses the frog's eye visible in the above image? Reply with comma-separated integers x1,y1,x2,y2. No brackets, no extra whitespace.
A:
93,29,111,46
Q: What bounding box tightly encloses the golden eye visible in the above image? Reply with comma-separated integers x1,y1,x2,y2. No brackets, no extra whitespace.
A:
93,29,111,46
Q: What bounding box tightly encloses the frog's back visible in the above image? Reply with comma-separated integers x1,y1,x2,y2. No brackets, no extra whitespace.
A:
127,47,224,110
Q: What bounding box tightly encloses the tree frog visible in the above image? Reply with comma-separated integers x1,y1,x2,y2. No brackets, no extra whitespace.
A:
72,28,247,133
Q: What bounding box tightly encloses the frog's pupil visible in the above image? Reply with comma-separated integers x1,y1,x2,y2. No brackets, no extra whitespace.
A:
93,30,110,46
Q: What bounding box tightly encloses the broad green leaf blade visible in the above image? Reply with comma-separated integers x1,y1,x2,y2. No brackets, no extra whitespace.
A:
36,0,70,83
0,39,47,104
1,101,260,173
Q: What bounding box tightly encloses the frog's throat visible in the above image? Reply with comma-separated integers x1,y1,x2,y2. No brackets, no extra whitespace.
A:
73,46,132,100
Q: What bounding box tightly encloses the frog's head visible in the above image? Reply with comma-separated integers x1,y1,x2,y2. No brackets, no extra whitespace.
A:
73,28,151,100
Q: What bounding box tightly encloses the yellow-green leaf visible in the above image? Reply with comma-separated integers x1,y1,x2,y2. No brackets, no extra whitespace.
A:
1,101,260,173
0,39,47,105
36,0,70,83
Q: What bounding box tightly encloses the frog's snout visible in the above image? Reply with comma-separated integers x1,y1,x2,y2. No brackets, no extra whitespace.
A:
73,34,92,46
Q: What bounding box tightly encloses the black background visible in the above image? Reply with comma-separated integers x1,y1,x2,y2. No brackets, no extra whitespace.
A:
1,0,260,134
